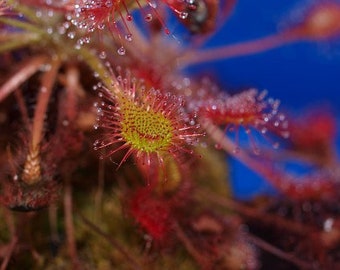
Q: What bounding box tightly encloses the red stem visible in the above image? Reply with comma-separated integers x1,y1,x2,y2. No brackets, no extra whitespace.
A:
31,58,60,150
64,175,81,269
197,188,314,237
182,31,299,66
173,221,210,268
248,234,314,269
0,56,47,102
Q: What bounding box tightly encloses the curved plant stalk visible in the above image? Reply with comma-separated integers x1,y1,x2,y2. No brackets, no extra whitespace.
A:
0,32,41,53
0,55,48,102
64,174,81,270
0,17,45,34
201,118,338,200
1,1,115,97
181,32,298,66
20,56,60,185
5,0,40,23
247,234,313,269
196,188,313,237
201,118,266,172
31,56,60,149
196,189,317,269
0,236,17,270
1,209,17,270
173,221,210,268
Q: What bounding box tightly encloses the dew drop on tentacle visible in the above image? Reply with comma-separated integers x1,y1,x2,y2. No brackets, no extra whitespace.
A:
214,143,221,150
126,14,133,21
46,27,53,34
98,23,105,30
145,13,153,22
36,10,42,18
233,146,240,154
179,11,189,19
99,51,107,59
117,46,126,55
125,33,133,41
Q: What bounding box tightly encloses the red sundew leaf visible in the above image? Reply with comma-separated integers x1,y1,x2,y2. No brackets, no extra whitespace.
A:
74,0,114,30
287,110,336,155
200,90,275,128
71,0,232,49
198,89,289,152
72,0,171,42
93,68,202,180
270,170,338,201
288,1,340,41
129,187,173,241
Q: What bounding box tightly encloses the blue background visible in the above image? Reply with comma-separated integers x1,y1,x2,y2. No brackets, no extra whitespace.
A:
185,0,340,199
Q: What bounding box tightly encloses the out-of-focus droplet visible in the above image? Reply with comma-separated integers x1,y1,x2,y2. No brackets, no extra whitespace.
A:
117,46,126,55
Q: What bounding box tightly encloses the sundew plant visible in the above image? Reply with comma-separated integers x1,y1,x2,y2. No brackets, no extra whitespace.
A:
0,0,340,269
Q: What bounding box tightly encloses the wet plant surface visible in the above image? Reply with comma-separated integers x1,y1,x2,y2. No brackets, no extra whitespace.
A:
0,0,340,269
